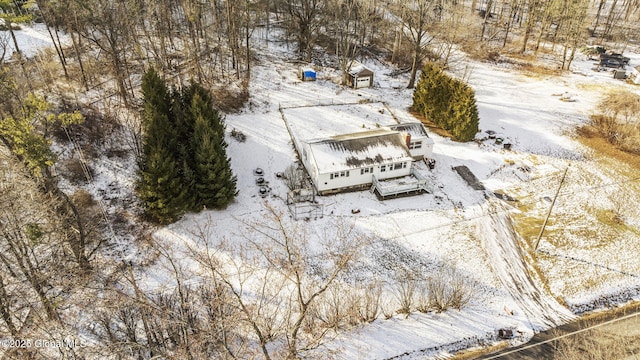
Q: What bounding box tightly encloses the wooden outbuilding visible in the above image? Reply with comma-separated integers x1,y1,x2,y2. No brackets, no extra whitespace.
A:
346,60,374,88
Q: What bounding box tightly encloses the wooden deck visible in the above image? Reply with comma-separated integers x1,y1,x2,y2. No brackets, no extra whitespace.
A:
370,168,432,199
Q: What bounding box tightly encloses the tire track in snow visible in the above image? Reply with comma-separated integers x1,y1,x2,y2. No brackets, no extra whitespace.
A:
476,199,575,331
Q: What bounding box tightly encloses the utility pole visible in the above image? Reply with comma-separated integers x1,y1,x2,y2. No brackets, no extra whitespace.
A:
535,166,569,251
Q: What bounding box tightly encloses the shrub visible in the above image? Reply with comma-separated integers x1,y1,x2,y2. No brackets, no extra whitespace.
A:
591,90,640,155
412,63,479,142
211,81,249,113
428,269,474,311
414,269,474,313
71,189,96,208
62,158,93,184
283,164,306,191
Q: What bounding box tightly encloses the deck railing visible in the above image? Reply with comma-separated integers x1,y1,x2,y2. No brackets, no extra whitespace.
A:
370,167,432,198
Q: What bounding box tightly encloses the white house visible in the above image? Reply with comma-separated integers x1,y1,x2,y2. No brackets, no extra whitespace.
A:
346,60,374,89
631,65,640,85
300,129,414,195
386,122,435,160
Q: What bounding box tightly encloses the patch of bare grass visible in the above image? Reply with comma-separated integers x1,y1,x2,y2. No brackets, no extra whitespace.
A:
577,125,640,172
450,342,509,360
409,110,453,138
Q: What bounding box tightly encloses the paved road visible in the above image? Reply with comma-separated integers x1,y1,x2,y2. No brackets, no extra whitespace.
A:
479,304,640,359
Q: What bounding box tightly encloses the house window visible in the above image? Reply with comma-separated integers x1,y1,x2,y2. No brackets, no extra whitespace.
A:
380,165,386,172
360,167,373,175
409,141,422,150
392,162,407,170
331,171,350,179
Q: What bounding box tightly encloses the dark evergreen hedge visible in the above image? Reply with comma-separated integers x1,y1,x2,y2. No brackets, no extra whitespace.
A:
412,63,479,142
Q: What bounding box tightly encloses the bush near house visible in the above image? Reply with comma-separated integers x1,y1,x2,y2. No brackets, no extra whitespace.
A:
412,63,479,142
137,68,237,224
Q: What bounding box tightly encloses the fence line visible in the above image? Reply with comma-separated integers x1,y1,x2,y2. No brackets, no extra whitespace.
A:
279,95,384,110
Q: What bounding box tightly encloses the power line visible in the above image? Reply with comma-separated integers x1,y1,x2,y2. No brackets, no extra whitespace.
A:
535,166,569,251
63,125,120,249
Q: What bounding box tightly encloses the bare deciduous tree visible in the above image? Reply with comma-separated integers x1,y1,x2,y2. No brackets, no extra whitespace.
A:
185,204,371,359
391,0,440,88
281,0,325,62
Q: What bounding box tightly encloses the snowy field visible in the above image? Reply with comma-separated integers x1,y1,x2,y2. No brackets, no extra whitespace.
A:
6,25,640,359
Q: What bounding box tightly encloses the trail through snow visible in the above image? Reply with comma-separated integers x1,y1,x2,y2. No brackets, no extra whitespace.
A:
476,199,576,330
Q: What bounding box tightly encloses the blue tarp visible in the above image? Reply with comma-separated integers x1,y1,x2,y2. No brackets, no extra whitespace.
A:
301,68,316,81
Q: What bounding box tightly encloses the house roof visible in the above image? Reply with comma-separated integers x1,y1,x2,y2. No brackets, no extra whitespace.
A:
387,122,430,138
306,129,412,173
348,60,374,77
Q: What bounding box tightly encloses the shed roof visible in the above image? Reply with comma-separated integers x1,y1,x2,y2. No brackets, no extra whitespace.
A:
387,122,430,138
307,129,412,173
348,60,374,77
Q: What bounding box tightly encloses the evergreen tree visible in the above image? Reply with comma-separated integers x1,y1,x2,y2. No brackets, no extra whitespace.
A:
137,140,188,224
137,69,237,222
141,68,171,130
0,93,83,177
189,86,237,209
412,63,479,142
138,68,189,223
0,0,33,55
451,86,479,142
169,84,197,208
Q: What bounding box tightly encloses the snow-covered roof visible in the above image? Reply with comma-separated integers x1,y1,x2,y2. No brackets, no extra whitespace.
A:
348,60,374,76
306,129,412,173
387,122,430,138
301,67,315,73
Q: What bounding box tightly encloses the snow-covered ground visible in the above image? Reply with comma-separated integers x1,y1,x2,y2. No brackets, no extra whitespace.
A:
7,24,640,359
1,23,69,60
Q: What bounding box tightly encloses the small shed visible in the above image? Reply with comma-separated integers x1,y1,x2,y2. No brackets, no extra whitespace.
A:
299,67,317,81
346,60,374,89
632,65,640,85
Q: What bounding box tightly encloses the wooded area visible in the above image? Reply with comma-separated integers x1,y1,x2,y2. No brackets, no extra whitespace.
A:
2,0,639,104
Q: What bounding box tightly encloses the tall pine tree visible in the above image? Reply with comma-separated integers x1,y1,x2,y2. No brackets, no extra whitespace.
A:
189,85,237,209
137,69,237,223
451,86,479,142
138,68,189,224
